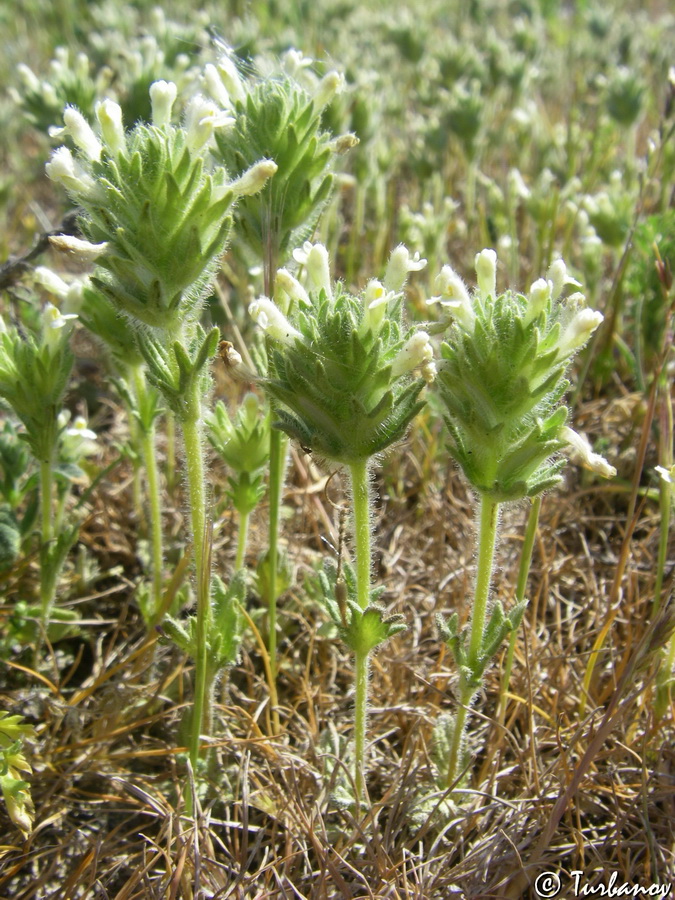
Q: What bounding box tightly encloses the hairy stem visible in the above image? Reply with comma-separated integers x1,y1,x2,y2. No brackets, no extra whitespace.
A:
235,507,250,571
182,391,211,769
446,494,500,789
132,366,164,623
39,456,55,624
498,495,541,724
350,459,372,802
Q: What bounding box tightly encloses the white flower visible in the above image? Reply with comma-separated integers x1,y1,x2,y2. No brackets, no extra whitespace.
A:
384,245,427,293
43,303,78,330
655,465,675,484
149,80,177,128
429,265,475,332
475,248,497,300
292,241,333,300
561,426,616,478
184,96,233,151
391,331,434,379
281,48,313,78
249,297,302,345
66,415,97,441
96,99,125,154
63,107,102,161
557,308,603,358
45,146,97,197
62,414,98,459
42,303,78,347
359,279,395,337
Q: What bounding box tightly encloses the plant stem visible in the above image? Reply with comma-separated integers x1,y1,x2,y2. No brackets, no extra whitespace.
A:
267,428,284,683
132,366,164,623
349,459,372,802
39,456,55,622
165,410,177,495
467,496,500,672
446,493,500,789
235,507,250,571
182,391,211,769
498,495,541,724
350,459,371,611
353,647,369,802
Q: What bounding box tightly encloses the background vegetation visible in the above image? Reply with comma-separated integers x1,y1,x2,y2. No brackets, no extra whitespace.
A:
0,0,673,897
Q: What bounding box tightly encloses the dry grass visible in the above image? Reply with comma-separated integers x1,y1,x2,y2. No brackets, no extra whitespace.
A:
1,373,674,900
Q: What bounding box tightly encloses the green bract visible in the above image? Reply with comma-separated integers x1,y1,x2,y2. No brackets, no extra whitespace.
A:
251,253,431,465
434,251,603,501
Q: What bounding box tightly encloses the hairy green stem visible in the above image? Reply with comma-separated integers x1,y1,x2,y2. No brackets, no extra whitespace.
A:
350,459,372,802
39,457,55,623
165,410,177,495
267,428,284,683
182,392,211,769
498,495,541,725
235,507,250,571
350,459,371,611
446,494,500,789
353,647,369,802
132,366,164,623
468,496,500,672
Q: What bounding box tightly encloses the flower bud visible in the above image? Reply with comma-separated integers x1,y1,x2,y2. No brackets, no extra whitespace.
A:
384,245,427,293
45,146,97,197
474,248,497,300
548,258,582,300
430,265,475,332
249,297,302,345
228,159,278,197
526,277,552,322
561,426,616,478
150,80,177,128
16,63,39,91
557,308,603,358
276,268,311,308
49,234,108,262
34,267,70,299
215,56,246,105
391,331,434,378
292,241,333,300
203,64,231,108
313,71,345,110
96,99,125,155
63,106,102,161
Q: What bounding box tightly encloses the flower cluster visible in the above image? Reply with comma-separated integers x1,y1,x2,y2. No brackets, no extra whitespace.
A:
250,243,432,466
433,250,611,501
